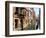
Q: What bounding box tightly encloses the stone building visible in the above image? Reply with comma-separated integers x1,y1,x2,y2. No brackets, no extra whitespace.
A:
13,7,36,31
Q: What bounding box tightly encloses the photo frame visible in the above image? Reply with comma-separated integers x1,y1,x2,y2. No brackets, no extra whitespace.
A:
5,1,45,37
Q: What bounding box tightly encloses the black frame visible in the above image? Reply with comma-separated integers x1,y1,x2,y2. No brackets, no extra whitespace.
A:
5,1,45,37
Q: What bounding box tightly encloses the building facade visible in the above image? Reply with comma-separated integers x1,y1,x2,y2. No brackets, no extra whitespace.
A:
13,7,36,31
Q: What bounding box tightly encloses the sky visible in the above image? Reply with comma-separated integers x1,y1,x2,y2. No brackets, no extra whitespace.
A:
34,8,40,17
